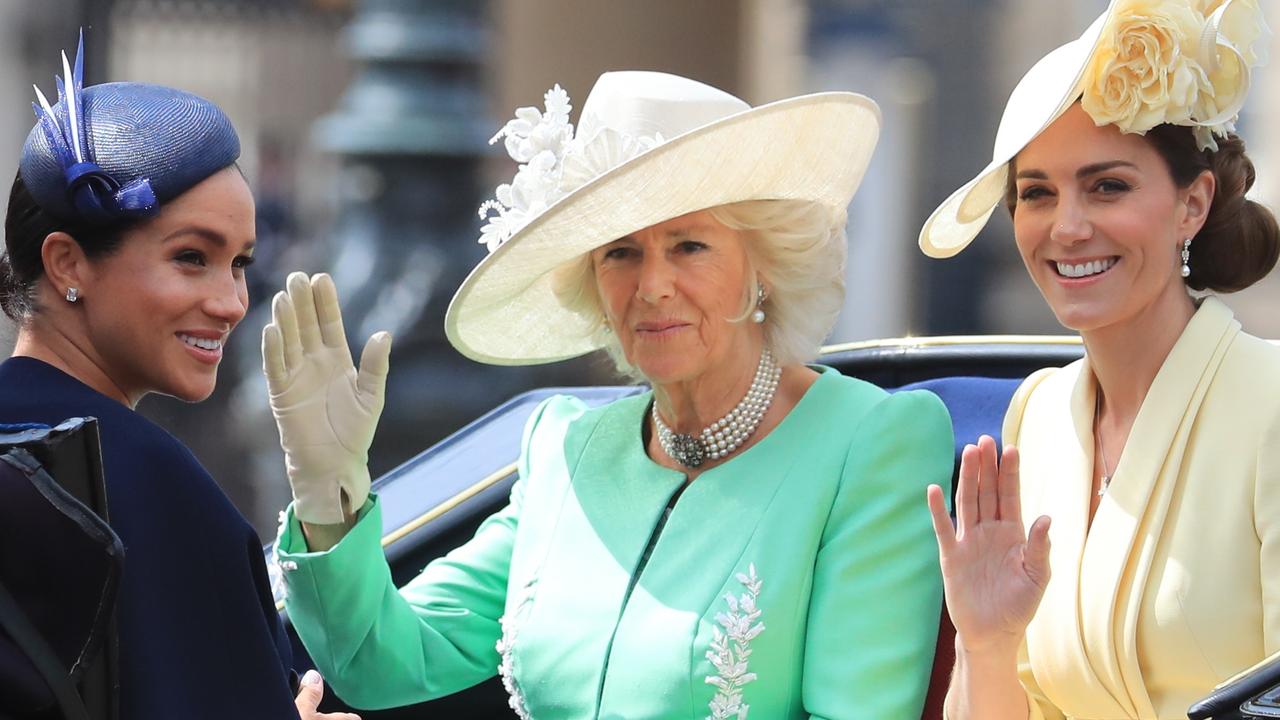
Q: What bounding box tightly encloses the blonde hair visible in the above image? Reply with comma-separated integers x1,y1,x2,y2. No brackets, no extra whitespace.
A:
551,199,848,380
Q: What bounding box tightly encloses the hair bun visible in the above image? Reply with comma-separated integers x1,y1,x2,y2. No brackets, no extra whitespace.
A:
0,252,22,321
1186,134,1280,293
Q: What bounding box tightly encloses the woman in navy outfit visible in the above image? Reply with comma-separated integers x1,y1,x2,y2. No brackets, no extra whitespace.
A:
0,34,356,720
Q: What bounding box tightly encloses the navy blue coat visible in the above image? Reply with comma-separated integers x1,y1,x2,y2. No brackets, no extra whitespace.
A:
0,357,298,719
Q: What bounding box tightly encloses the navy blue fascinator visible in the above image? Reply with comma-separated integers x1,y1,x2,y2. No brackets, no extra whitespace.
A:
19,32,240,227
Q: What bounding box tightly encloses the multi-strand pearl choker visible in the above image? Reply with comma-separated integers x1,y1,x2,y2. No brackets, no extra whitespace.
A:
652,349,782,469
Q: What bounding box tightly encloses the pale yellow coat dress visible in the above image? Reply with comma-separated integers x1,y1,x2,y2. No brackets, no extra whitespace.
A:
1006,297,1280,720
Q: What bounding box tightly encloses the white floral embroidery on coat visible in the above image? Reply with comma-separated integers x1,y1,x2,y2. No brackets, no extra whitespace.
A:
496,581,536,719
705,564,765,720
267,509,293,603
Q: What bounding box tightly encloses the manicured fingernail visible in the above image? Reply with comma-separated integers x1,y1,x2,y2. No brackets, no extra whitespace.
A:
302,669,321,686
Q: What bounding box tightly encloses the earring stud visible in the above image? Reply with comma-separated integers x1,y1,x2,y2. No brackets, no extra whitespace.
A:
65,287,79,303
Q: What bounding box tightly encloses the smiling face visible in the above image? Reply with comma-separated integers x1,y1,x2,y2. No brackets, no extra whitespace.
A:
591,209,761,386
1011,104,1211,333
77,166,255,403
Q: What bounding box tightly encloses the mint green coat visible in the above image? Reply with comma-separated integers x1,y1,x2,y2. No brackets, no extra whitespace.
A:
277,368,953,718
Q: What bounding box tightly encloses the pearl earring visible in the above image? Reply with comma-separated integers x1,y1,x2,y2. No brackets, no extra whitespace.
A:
65,287,79,303
751,284,767,324
1180,238,1192,279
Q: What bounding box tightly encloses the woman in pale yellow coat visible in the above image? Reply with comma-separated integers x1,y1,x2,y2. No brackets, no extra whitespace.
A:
919,1,1280,718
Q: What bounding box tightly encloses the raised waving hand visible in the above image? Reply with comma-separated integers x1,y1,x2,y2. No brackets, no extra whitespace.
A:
262,272,391,525
926,435,1052,654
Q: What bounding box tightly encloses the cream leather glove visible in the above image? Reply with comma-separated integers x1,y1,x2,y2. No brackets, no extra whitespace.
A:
262,272,392,525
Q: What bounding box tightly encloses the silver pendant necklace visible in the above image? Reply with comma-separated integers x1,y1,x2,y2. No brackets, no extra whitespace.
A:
652,348,781,469
1094,392,1112,497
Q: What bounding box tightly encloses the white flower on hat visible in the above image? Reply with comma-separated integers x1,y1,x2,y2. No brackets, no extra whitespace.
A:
478,85,575,252
559,119,665,196
477,85,667,253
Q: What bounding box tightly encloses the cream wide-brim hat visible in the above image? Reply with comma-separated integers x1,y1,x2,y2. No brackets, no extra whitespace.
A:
445,71,881,366
917,6,1114,259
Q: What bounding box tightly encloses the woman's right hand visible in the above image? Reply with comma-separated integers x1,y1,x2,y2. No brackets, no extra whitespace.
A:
926,435,1052,655
262,272,392,526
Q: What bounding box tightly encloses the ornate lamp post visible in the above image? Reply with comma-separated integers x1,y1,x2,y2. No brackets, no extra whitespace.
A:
315,0,535,475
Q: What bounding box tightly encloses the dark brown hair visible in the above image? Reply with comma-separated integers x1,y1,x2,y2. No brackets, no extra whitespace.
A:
1,171,127,320
1005,124,1280,293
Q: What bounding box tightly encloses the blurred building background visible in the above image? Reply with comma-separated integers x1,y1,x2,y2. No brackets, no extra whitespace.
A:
0,0,1276,537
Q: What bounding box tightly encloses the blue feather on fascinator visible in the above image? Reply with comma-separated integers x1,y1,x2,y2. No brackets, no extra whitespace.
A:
19,30,240,226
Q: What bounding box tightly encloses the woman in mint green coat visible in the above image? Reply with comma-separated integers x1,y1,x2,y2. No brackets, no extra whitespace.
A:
264,71,953,719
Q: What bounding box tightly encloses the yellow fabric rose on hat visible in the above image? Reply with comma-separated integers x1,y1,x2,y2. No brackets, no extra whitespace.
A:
1191,0,1269,149
1191,42,1247,150
1080,0,1270,151
1081,0,1209,135
1197,0,1269,65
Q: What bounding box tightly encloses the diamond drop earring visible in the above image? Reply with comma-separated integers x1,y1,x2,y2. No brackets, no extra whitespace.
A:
1180,238,1192,279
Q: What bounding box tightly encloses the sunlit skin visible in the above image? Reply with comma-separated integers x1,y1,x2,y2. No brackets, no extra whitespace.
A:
591,209,818,474
13,166,256,408
1012,104,1210,340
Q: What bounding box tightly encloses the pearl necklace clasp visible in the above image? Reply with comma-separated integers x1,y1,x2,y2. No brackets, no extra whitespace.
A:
652,349,781,469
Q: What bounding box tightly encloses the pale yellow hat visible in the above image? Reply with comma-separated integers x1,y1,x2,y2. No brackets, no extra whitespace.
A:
919,0,1268,259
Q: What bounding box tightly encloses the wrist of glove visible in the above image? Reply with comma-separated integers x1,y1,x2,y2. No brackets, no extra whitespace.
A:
285,453,370,525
